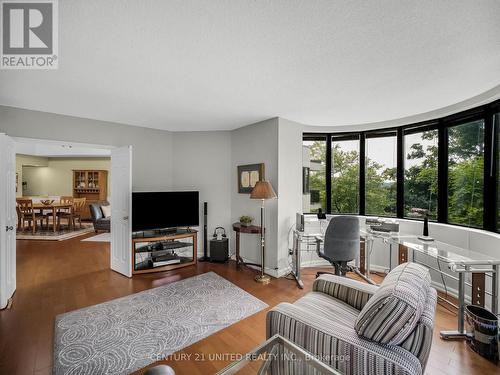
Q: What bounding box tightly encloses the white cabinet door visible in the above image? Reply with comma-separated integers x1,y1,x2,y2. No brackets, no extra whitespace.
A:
111,146,132,277
0,134,16,309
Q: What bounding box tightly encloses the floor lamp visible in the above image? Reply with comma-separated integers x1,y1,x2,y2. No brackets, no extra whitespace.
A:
250,180,277,284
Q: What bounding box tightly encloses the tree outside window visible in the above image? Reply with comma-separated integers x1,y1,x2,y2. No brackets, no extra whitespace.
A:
448,120,485,227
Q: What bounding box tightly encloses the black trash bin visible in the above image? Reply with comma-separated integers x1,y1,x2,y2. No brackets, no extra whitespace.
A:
465,304,499,361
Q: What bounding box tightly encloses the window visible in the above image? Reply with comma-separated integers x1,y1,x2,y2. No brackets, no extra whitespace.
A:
365,133,397,216
331,135,359,214
302,138,326,213
404,129,438,219
497,113,500,230
448,120,485,227
301,98,500,233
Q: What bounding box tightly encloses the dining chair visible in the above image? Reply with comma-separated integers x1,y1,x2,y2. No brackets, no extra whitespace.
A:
56,196,74,231
16,198,47,234
72,198,86,229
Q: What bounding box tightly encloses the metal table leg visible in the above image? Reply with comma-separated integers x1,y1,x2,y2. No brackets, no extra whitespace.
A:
290,232,304,289
440,267,468,340
492,265,498,315
365,237,371,278
389,243,393,273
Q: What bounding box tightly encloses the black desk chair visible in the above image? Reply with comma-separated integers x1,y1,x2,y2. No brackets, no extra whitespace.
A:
315,215,374,284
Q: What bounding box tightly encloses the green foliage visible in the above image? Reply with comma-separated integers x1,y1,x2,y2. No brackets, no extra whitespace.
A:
239,215,253,224
448,156,484,226
307,141,396,216
404,130,438,219
305,121,485,227
331,145,359,213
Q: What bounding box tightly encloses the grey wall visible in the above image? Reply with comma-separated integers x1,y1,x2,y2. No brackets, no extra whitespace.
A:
171,131,232,255
276,118,303,274
231,118,279,273
0,105,174,191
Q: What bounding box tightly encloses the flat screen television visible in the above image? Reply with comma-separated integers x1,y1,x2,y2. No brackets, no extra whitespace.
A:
132,191,199,232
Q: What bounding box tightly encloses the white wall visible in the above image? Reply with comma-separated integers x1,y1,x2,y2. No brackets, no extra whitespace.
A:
231,118,279,274
171,131,232,256
0,105,173,191
276,118,303,274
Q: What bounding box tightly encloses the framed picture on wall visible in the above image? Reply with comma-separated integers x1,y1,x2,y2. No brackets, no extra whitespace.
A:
238,163,265,193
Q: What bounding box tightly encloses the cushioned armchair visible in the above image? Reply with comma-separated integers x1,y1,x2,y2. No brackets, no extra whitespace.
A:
89,203,111,233
267,263,437,375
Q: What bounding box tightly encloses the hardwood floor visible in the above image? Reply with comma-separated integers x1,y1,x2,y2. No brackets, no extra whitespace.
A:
0,235,498,374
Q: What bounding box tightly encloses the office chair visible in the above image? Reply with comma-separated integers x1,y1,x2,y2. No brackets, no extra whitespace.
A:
316,216,374,284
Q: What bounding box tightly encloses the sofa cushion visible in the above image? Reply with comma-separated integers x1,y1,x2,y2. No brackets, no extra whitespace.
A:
354,262,431,345
101,205,111,218
89,204,103,220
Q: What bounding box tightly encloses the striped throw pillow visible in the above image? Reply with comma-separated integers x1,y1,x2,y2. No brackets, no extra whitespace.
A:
354,262,431,345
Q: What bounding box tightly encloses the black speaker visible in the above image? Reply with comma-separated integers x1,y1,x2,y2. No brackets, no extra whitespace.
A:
210,238,229,262
199,202,209,262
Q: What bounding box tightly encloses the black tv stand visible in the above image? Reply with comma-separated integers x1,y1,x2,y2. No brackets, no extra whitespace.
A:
155,228,177,235
133,227,193,239
132,230,198,274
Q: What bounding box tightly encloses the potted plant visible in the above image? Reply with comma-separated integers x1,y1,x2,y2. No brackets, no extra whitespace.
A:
239,215,253,227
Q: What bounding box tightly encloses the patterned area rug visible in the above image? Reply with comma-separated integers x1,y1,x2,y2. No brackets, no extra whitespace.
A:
16,223,94,241
54,272,268,375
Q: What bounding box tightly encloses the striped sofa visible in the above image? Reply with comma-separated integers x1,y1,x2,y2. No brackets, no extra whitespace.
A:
267,263,437,375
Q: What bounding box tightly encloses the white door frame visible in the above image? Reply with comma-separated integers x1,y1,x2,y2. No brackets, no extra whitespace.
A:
0,134,17,309
110,146,133,277
0,136,133,309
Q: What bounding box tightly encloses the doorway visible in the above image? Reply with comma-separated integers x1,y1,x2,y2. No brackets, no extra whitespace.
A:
0,134,133,309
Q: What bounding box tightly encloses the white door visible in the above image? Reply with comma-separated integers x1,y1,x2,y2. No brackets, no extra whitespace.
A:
0,134,16,309
111,146,132,277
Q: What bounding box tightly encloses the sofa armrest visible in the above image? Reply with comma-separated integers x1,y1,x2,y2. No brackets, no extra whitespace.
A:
313,274,379,311
266,303,422,375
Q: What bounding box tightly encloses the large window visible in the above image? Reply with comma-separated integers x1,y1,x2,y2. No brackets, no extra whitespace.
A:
302,138,326,213
497,112,500,230
331,135,359,214
303,99,500,233
403,129,438,219
447,120,485,227
365,133,397,216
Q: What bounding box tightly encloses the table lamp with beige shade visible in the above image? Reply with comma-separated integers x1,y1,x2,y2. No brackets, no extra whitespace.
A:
250,180,277,284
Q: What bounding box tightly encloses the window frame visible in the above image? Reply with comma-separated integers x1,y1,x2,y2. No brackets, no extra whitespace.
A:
302,98,500,233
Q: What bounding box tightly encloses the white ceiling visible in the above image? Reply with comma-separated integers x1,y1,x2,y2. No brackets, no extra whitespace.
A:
1,0,500,131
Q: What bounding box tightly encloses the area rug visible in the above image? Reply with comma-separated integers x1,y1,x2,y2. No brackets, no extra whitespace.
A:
16,223,94,241
53,272,268,375
81,232,111,243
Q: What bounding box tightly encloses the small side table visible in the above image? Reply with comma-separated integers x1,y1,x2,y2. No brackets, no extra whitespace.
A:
232,222,261,270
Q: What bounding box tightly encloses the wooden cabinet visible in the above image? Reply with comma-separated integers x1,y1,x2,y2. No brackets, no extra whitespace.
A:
72,170,108,220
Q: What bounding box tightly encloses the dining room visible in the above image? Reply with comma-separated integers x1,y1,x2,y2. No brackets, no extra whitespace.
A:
15,139,111,241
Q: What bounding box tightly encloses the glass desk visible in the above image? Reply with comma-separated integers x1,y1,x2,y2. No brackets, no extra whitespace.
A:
382,234,499,339
292,229,500,340
216,334,340,375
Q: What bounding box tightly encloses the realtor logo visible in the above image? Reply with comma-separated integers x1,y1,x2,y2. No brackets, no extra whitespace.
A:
1,0,58,69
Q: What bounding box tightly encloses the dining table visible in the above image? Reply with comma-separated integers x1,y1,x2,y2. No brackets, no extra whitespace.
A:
33,202,74,232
